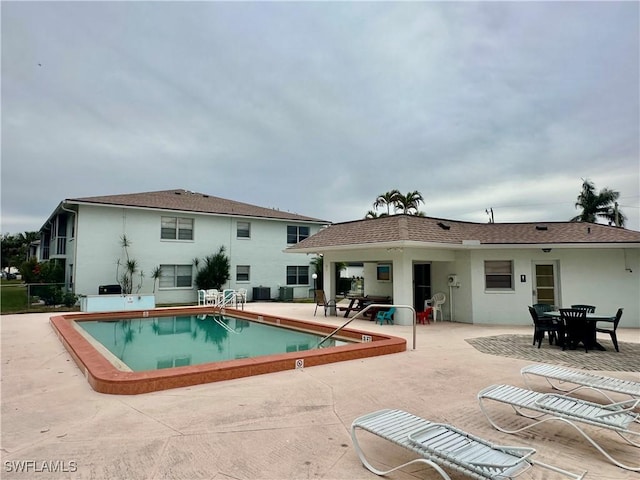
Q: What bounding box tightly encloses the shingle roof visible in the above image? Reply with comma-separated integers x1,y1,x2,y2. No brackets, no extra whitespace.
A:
287,215,640,251
67,189,329,223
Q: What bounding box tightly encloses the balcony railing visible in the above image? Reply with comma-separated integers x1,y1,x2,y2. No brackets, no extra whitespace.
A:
53,237,66,256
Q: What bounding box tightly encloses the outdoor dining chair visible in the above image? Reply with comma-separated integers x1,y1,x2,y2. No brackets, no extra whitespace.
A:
528,306,563,348
314,290,336,316
560,308,588,352
596,308,623,352
571,304,596,313
426,292,446,322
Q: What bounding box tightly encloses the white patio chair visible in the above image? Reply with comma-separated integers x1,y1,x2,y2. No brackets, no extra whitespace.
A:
426,292,446,322
351,409,585,479
204,289,220,306
478,384,640,471
521,364,640,403
197,290,207,306
236,288,247,309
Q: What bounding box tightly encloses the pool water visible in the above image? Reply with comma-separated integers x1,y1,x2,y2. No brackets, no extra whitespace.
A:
78,314,349,372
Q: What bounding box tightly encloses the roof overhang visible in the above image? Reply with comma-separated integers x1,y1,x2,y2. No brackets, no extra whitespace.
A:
287,240,640,254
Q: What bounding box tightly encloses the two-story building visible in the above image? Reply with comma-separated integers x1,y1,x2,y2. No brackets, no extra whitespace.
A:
38,189,329,303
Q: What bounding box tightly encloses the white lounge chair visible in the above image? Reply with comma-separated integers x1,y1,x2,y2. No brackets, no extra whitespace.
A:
521,364,640,403
478,384,640,471
351,408,585,479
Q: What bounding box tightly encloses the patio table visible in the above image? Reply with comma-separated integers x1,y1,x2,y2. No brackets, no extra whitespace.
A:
545,311,615,351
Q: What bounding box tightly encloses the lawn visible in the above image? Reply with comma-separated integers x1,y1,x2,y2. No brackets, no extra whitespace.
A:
1,281,28,313
0,280,79,314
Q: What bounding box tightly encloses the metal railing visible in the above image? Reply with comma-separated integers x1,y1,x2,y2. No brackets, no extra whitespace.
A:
317,303,417,350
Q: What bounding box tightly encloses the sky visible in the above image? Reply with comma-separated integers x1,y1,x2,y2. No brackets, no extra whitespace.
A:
2,1,639,235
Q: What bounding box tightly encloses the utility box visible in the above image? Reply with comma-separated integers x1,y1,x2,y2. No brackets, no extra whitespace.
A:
252,287,271,301
279,286,294,302
98,284,122,295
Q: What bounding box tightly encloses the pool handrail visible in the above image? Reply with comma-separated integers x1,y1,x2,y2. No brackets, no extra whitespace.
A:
316,303,416,350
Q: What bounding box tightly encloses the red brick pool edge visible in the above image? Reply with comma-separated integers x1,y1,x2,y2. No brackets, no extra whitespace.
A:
50,306,407,395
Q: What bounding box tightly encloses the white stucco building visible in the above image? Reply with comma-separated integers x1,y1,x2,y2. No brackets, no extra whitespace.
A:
38,189,329,304
287,215,640,327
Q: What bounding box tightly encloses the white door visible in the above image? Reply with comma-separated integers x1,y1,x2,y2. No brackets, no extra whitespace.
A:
533,262,559,307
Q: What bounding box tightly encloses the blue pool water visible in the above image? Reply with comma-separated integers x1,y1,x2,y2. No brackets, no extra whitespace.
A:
77,314,349,372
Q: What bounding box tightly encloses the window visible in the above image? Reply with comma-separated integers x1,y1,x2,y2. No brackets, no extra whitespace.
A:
236,265,250,282
161,217,193,240
377,264,391,281
287,225,309,244
237,221,251,239
159,264,193,288
484,260,513,290
287,265,309,285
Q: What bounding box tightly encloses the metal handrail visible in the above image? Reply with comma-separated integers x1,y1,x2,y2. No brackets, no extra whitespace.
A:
317,303,416,350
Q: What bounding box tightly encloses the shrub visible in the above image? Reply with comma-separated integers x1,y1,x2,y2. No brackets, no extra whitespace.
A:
194,246,230,290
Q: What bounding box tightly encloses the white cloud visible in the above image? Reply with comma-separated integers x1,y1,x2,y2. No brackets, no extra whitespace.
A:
2,1,638,233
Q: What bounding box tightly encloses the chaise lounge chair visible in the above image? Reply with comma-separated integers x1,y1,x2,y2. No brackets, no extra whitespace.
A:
478,384,640,471
351,408,585,479
521,364,640,403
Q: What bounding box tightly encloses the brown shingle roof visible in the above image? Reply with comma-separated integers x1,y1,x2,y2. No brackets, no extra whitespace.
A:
68,189,329,223
288,215,640,251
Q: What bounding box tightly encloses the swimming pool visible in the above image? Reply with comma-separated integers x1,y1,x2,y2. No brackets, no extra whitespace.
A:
50,306,406,394
77,314,352,372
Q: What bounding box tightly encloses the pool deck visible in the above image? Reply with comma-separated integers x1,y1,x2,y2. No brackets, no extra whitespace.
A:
2,302,639,479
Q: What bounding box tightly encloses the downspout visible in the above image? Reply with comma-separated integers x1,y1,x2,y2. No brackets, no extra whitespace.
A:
60,203,78,292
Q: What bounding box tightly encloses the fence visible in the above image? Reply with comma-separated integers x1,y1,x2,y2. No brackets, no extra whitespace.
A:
27,283,75,310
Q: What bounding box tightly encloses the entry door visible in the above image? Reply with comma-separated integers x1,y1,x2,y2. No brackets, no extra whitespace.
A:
413,263,431,311
533,263,557,307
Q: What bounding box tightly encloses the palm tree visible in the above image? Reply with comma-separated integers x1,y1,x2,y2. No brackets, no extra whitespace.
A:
571,179,626,227
373,190,401,216
364,210,379,219
395,191,425,215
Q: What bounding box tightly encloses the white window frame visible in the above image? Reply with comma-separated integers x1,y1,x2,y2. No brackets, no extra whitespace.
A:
159,264,193,289
286,265,309,286
236,265,250,282
484,260,514,291
237,221,251,239
287,225,310,244
161,217,194,241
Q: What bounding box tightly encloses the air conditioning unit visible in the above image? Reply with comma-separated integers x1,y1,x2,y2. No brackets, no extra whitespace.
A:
447,275,460,287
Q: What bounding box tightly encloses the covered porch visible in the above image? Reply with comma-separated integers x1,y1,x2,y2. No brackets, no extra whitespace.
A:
320,245,462,326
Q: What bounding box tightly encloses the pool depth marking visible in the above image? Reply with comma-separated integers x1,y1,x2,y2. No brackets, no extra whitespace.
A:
50,306,406,394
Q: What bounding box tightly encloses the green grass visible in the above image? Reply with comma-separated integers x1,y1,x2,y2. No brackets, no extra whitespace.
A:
1,281,28,313
1,280,79,314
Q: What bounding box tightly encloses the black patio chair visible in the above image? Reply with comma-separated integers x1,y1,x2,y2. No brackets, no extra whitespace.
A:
571,304,596,313
528,306,563,348
596,308,623,352
560,308,588,352
532,303,554,318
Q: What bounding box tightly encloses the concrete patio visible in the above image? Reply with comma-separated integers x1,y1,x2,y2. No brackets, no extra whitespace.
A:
1,302,638,479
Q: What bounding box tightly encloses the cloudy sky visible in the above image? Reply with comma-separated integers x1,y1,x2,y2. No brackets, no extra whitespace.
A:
2,1,639,235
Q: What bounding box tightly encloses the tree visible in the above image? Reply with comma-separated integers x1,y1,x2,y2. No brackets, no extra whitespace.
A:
309,255,347,291
571,179,626,227
395,191,425,215
1,231,39,272
369,190,426,217
116,234,144,294
373,190,401,216
194,246,231,290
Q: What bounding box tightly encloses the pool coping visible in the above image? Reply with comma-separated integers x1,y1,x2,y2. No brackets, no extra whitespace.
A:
50,306,407,395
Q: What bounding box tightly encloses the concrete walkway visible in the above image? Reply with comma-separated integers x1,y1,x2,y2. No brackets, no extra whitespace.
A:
1,303,639,479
